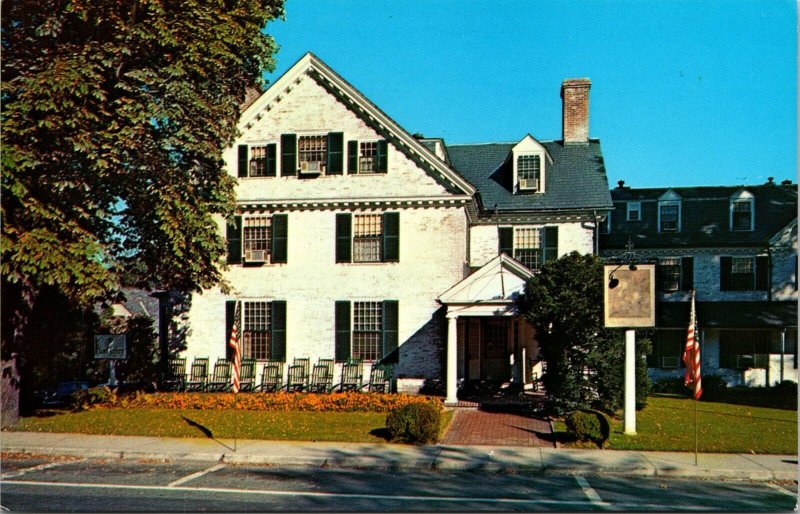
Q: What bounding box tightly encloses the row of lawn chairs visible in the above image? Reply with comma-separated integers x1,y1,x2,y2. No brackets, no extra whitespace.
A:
163,357,391,393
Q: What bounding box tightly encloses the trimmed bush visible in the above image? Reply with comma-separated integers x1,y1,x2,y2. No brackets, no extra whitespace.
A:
386,402,442,444
564,409,610,447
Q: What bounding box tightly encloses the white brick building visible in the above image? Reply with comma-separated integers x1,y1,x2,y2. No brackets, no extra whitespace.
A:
182,53,613,402
600,181,798,386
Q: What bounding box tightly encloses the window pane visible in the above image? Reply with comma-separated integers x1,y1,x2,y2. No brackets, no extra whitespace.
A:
720,330,770,369
243,217,272,261
627,202,640,221
353,214,382,262
243,301,270,360
353,301,382,361
517,155,540,181
658,257,681,292
730,256,754,290
358,142,378,174
249,146,269,177
298,135,327,169
732,200,752,231
660,205,678,231
514,227,542,270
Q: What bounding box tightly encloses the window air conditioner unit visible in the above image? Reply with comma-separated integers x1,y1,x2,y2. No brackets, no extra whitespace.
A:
519,179,539,191
661,356,680,368
299,161,324,175
245,250,267,263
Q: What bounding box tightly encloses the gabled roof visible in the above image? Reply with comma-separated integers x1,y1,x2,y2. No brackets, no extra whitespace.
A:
438,253,534,304
239,52,476,196
446,140,613,212
602,183,797,249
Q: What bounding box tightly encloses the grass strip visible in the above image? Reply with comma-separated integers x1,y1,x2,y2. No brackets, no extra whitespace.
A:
553,395,797,454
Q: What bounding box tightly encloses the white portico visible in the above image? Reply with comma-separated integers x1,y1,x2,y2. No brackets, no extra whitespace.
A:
438,253,540,405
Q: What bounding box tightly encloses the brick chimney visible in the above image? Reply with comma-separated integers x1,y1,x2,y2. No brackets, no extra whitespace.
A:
561,78,591,145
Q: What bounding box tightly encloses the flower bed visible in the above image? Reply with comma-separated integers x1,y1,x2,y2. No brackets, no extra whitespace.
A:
95,390,442,413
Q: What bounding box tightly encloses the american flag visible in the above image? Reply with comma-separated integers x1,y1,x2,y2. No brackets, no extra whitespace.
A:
683,290,702,400
228,301,242,394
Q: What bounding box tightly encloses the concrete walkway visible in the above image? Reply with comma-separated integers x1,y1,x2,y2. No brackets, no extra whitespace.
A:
2,431,796,482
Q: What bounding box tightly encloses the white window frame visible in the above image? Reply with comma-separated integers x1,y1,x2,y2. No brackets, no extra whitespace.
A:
516,154,542,191
352,301,383,361
658,201,681,233
357,141,379,174
242,216,272,264
626,202,641,221
513,227,543,270
242,300,271,361
511,135,548,194
729,192,754,232
298,134,327,174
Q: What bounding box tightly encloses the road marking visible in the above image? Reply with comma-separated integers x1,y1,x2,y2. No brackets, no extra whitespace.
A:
167,463,226,487
574,474,611,509
764,482,798,498
1,479,597,507
0,460,83,479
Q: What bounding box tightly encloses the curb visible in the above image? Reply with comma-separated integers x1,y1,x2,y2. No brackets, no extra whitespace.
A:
3,444,795,481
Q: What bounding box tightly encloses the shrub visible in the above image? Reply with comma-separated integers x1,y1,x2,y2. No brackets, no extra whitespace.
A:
386,402,442,444
72,386,115,410
564,409,610,447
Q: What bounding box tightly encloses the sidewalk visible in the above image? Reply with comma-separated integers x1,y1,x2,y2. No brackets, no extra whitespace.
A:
2,431,797,482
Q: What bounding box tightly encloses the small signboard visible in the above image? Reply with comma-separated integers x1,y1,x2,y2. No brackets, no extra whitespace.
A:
94,334,128,359
603,264,656,328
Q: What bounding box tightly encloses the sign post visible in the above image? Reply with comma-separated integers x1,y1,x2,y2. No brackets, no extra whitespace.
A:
603,263,655,436
94,334,128,387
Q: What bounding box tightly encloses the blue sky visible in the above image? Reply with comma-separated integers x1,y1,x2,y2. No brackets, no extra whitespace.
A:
265,0,797,188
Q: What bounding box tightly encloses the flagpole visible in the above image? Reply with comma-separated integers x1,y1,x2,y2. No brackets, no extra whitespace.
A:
694,393,698,466
233,390,238,452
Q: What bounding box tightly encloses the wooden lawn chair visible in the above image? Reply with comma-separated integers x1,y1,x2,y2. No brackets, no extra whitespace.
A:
239,358,256,392
364,364,391,393
185,357,209,392
336,362,363,392
308,363,332,393
285,364,307,392
163,357,186,391
257,361,284,392
293,357,310,388
206,358,232,392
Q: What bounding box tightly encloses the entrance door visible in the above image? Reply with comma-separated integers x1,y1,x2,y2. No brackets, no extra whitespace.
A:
481,319,511,381
466,318,481,381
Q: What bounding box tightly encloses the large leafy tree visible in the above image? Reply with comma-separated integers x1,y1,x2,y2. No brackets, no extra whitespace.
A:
519,252,650,414
1,1,284,351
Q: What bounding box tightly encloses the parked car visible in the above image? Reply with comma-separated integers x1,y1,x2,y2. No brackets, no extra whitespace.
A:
36,381,89,407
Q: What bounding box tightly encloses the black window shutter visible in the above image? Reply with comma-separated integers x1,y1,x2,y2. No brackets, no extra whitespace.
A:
266,143,277,177
347,141,358,173
227,216,242,264
377,140,388,173
270,301,286,362
681,257,694,291
335,213,352,263
238,145,249,178
271,214,288,263
382,212,399,262
543,226,559,263
498,227,513,256
281,134,297,176
755,256,769,291
225,301,237,360
335,301,351,362
327,132,344,175
382,300,399,363
720,256,732,291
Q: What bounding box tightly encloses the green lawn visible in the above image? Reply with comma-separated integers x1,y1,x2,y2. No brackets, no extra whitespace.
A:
553,394,797,454
11,408,454,444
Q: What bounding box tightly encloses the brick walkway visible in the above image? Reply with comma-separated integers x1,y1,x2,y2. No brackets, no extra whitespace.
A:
441,409,555,447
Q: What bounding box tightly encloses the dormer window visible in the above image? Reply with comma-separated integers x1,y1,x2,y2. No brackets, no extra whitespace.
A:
658,190,682,233
517,155,541,191
730,190,754,231
511,135,550,194
626,202,641,221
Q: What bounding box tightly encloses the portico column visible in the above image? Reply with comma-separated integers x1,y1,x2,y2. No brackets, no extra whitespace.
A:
445,312,458,405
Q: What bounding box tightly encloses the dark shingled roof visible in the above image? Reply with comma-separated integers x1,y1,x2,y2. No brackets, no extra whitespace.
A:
446,140,612,212
602,184,797,249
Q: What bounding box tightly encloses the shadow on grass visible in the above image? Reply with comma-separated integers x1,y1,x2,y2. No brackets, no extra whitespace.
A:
369,427,393,441
180,416,234,451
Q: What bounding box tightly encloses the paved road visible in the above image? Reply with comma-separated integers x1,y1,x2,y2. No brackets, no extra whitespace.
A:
1,455,796,511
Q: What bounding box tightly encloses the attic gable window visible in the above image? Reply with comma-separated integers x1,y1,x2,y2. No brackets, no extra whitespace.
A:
658,190,682,233
517,155,541,191
298,135,327,174
511,135,548,194
730,191,754,231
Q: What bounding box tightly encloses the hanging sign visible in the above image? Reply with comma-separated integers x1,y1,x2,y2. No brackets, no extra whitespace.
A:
94,334,128,359
603,264,656,328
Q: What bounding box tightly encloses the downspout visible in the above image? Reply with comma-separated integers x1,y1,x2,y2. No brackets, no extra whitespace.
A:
767,247,773,301
593,210,599,255
780,329,786,384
